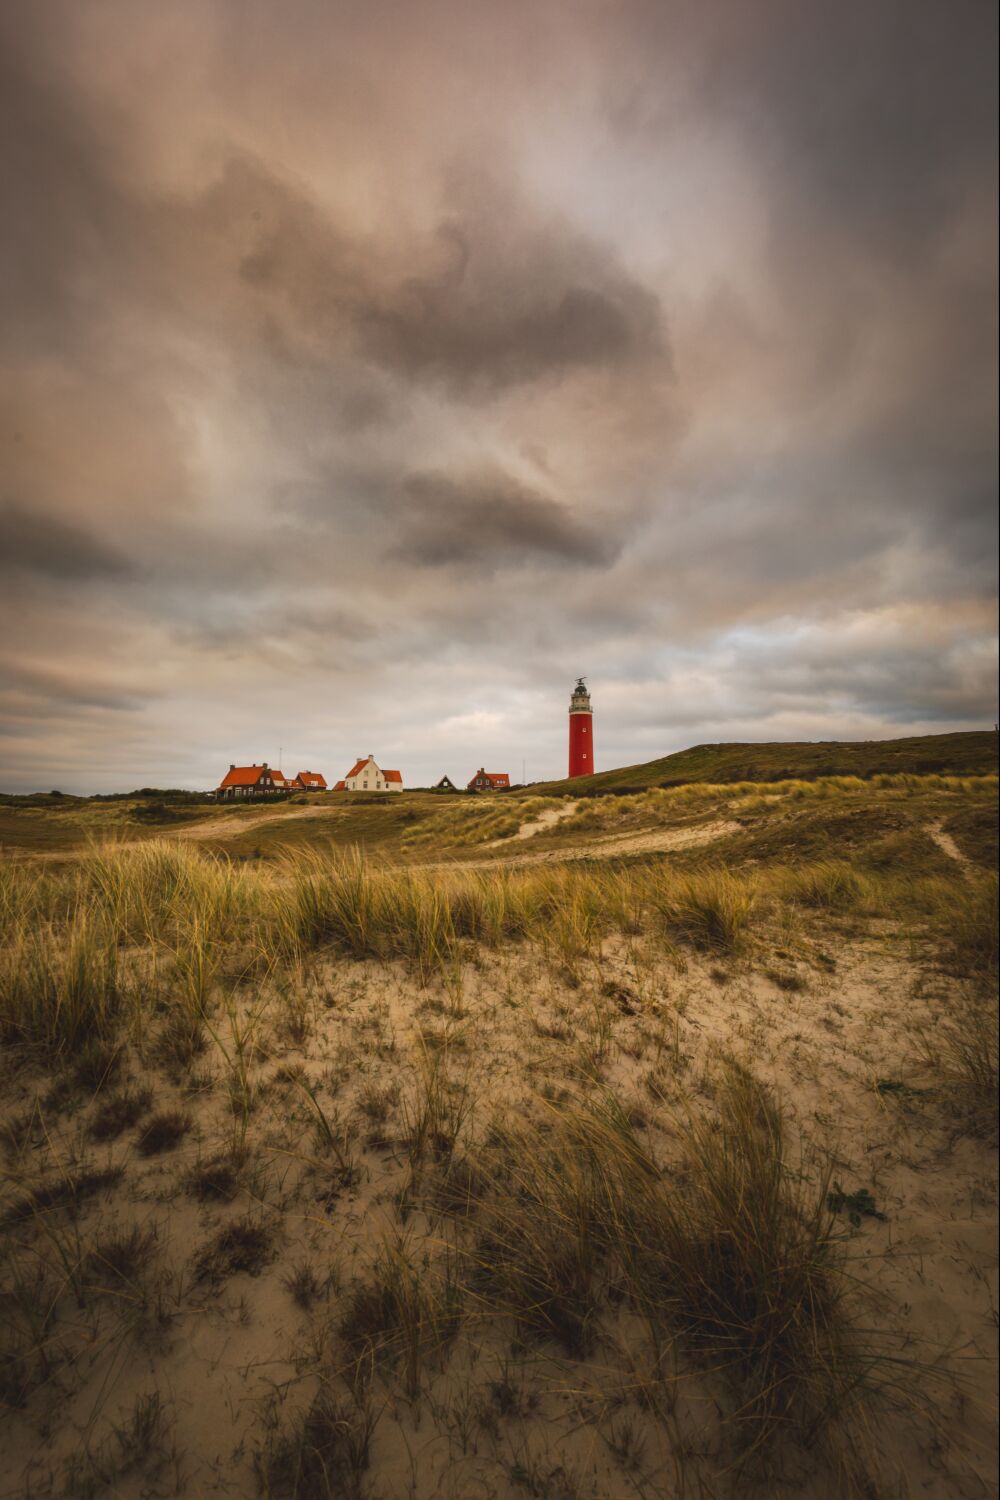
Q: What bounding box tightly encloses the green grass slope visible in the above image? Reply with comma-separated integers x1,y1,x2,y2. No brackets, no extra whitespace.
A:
528,730,999,797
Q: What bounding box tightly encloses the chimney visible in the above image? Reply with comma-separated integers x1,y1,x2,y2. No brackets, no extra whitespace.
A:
230,764,234,771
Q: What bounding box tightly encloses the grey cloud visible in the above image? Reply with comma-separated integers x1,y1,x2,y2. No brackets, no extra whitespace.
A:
0,659,146,714
358,219,667,394
0,19,119,355
394,470,616,570
614,0,996,259
0,501,134,582
188,155,669,399
746,2,997,258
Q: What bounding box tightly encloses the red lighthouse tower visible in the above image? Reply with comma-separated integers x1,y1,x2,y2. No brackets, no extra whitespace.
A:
568,678,594,778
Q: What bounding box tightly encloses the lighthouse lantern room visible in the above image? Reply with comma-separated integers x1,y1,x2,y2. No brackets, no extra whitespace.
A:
568,678,594,778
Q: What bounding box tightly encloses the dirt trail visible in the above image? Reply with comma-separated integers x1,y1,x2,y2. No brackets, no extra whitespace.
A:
489,800,579,845
926,820,972,873
5,804,339,862
425,818,741,871
11,806,738,869
172,805,333,840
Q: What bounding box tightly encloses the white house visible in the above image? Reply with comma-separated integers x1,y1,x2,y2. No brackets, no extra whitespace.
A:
338,754,403,793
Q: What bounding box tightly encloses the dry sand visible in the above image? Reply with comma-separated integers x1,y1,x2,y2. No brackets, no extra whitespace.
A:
1,921,996,1498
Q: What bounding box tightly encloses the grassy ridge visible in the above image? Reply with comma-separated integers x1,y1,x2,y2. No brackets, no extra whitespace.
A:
529,729,999,797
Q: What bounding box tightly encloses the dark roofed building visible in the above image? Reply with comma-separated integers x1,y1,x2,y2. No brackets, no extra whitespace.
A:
216,763,283,800
467,768,511,792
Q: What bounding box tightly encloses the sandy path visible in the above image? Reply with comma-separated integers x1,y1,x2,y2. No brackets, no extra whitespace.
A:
172,804,334,840
926,820,972,873
184,801,584,849
424,817,741,871
13,811,742,869
3,803,340,862
488,800,580,845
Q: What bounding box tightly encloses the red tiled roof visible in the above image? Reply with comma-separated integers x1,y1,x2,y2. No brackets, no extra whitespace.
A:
333,780,346,791
345,758,369,779
467,770,510,788
218,765,269,789
384,769,402,783
296,771,327,788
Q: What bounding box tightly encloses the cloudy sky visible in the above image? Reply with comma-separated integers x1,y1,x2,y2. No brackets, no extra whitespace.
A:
2,0,997,793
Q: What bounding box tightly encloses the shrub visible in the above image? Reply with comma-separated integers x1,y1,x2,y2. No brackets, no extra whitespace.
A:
651,869,757,952
912,983,999,1140
0,911,122,1055
255,1388,374,1500
89,1085,154,1141
773,861,876,913
137,1110,192,1157
935,874,999,982
339,1233,462,1397
460,1065,869,1461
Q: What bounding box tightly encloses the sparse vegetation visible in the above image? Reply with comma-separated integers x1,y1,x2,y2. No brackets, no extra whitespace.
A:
0,764,995,1496
912,982,999,1140
85,1223,159,1291
137,1109,193,1156
339,1232,462,1396
89,1084,154,1141
255,1387,375,1499
193,1214,278,1284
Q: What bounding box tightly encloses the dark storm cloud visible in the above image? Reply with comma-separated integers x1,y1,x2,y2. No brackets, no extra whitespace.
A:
357,218,667,394
0,501,134,582
395,469,615,569
184,154,669,400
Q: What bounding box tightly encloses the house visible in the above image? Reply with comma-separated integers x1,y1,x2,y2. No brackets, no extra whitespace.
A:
293,771,328,791
341,755,403,793
216,763,285,800
433,774,458,791
467,768,511,792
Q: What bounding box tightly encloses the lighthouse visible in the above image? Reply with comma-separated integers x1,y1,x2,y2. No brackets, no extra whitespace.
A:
568,678,594,778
